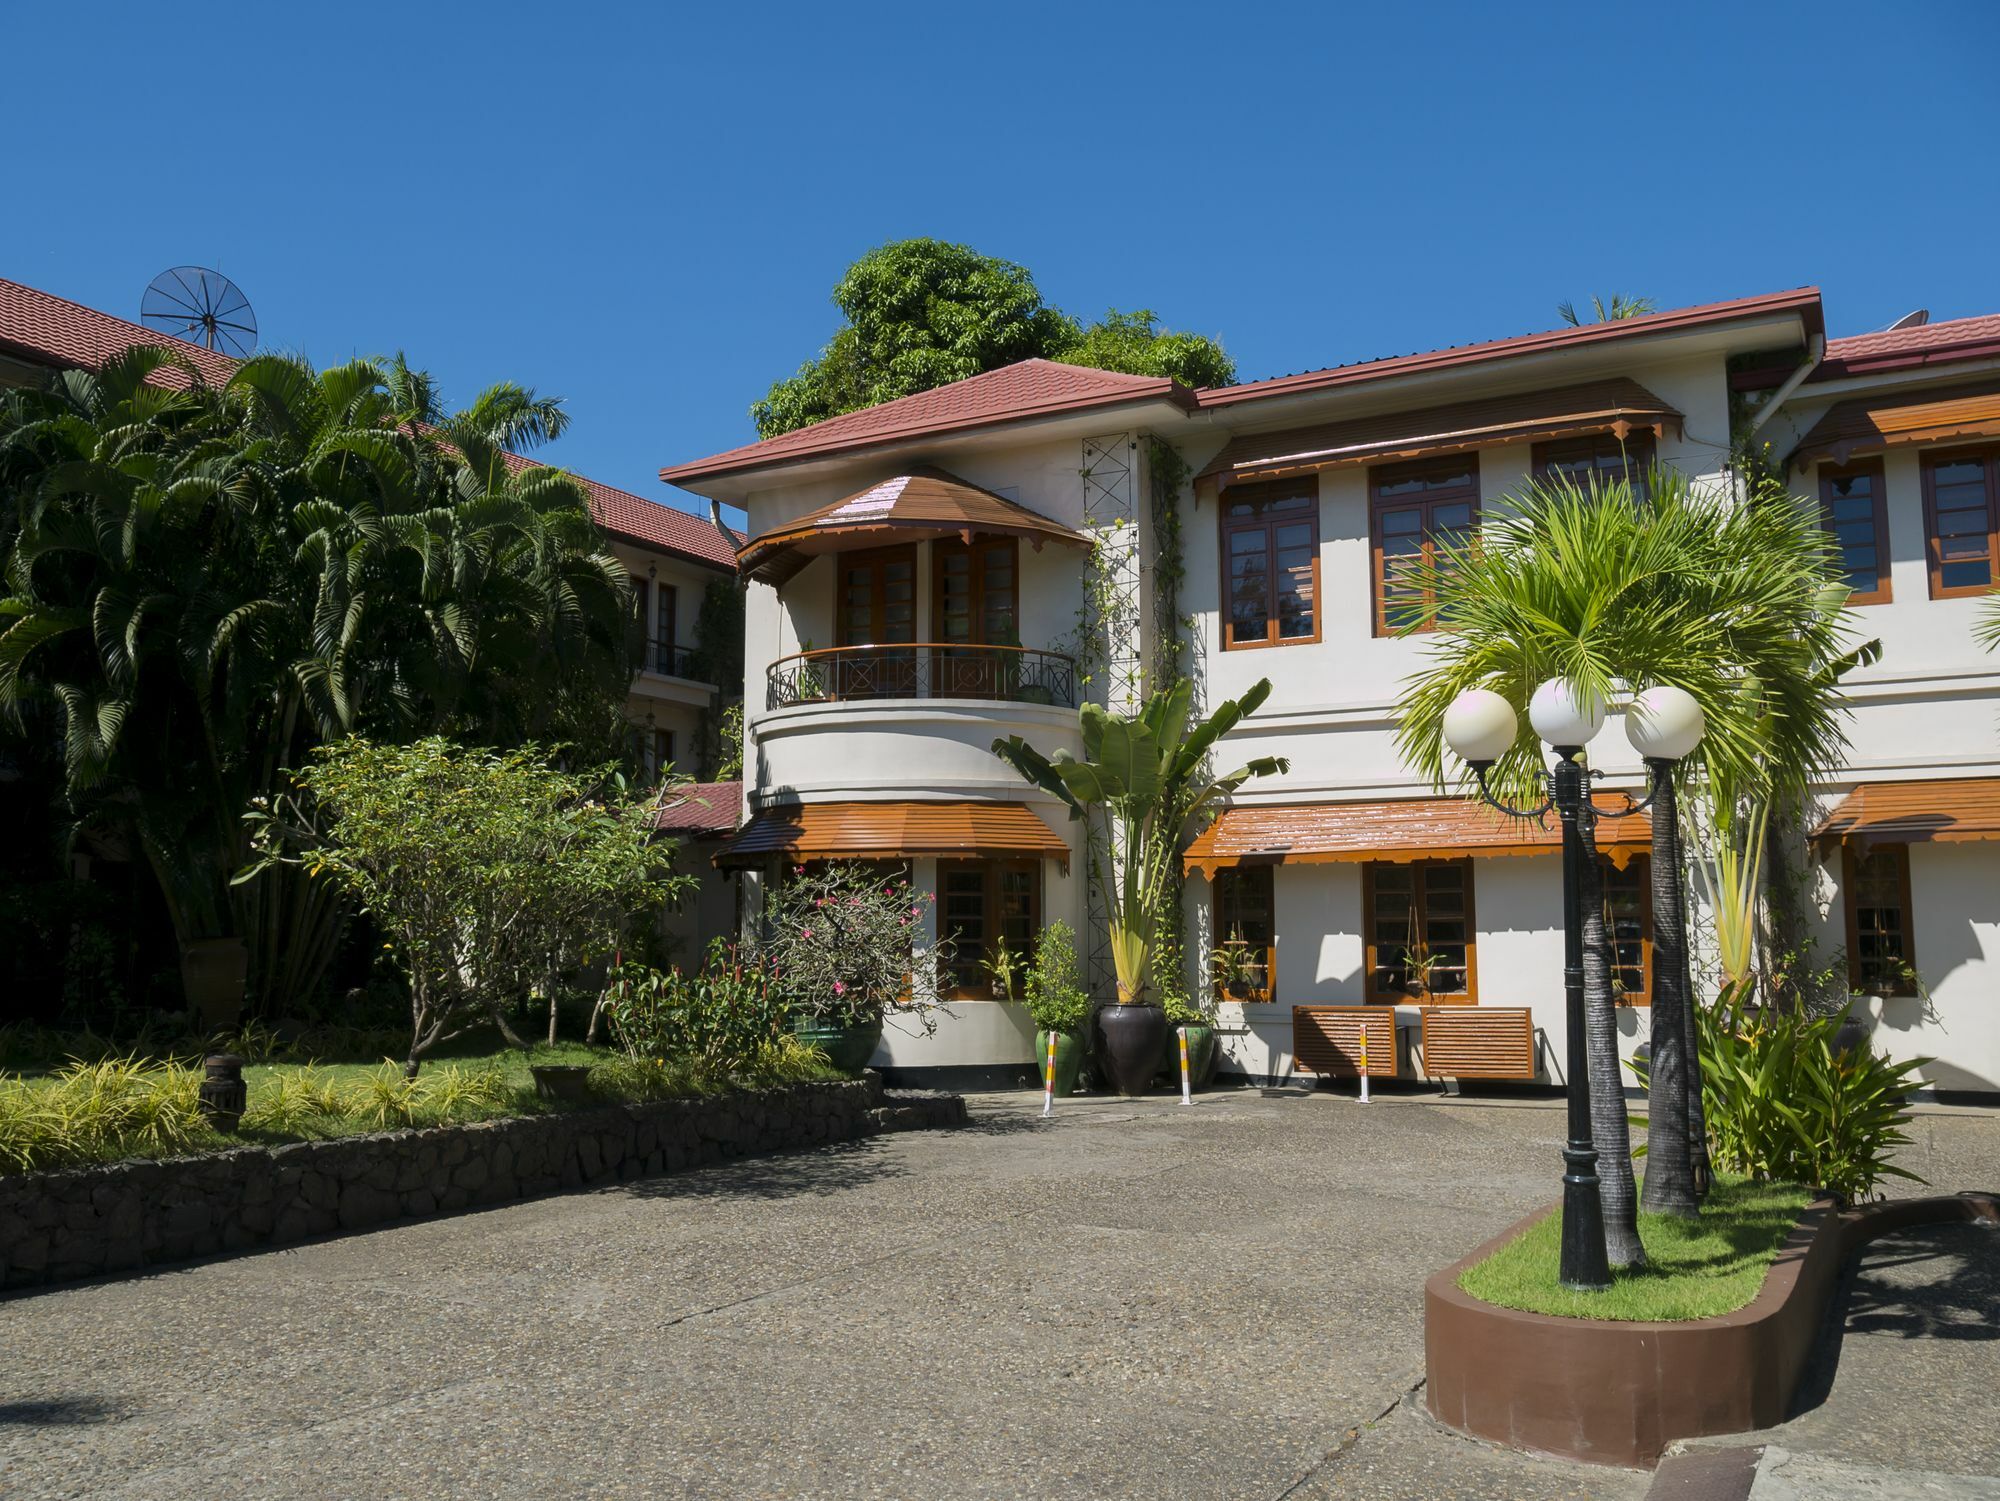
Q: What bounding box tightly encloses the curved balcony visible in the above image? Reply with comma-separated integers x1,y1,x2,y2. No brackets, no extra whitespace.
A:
765,644,1076,711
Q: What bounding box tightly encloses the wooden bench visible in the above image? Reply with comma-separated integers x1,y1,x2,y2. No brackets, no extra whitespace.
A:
1291,1006,1400,1080
1418,1007,1538,1081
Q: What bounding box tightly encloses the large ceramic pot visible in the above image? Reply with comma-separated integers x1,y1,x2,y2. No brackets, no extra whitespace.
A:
1184,1023,1220,1089
1033,1029,1084,1096
180,938,248,1032
1831,1012,1876,1057
792,1016,884,1073
1095,1003,1167,1097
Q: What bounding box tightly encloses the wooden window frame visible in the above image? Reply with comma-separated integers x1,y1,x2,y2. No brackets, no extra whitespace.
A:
1921,446,2000,601
1362,858,1478,1004
656,581,679,657
1212,865,1276,1003
1369,456,1481,637
937,857,1042,999
930,535,1019,645
1818,459,1893,606
1531,432,1657,495
833,543,921,647
1842,841,1918,996
1219,478,1321,651
652,728,676,781
1599,855,1653,1007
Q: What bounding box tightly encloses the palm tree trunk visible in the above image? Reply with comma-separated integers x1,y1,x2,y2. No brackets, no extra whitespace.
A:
1639,766,1698,1217
1580,810,1646,1266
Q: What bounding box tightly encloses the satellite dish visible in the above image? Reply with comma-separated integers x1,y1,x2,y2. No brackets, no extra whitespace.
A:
1887,308,1930,331
139,266,257,356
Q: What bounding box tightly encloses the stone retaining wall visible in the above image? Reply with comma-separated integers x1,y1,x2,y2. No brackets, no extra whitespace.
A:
0,1075,965,1291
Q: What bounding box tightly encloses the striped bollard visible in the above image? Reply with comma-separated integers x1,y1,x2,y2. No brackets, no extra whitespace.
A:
1358,1027,1371,1104
1041,1031,1057,1118
1178,1026,1191,1105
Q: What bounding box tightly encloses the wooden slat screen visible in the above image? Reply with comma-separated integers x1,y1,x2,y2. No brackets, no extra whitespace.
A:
1186,798,1651,875
1292,1006,1400,1079
1812,777,2000,846
714,801,1071,869
1419,1008,1537,1080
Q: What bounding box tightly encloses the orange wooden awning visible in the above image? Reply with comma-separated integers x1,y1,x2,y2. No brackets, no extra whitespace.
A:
713,800,1072,870
1194,379,1681,493
1812,778,2000,847
735,466,1091,585
1789,385,2000,470
1182,797,1652,876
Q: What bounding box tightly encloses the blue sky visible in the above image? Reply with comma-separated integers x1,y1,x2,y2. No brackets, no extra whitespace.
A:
6,1,1996,527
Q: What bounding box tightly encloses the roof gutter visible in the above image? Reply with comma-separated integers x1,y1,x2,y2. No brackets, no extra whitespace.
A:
1747,334,1826,436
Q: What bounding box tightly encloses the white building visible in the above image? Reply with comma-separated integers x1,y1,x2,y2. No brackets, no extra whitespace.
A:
662,289,1998,1096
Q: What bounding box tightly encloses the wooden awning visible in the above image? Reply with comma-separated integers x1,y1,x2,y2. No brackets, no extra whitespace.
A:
1812,778,2000,847
713,800,1072,870
1195,379,1681,493
1789,385,2000,470
1182,797,1652,876
735,466,1091,585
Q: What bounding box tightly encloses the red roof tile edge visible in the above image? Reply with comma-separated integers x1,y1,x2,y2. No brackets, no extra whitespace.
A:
664,289,1824,488
653,780,742,836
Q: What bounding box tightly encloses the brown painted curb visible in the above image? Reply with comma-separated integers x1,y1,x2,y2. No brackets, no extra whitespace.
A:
1424,1190,1998,1469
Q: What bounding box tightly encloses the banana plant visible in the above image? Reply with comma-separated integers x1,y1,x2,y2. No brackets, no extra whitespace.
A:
992,679,1287,1005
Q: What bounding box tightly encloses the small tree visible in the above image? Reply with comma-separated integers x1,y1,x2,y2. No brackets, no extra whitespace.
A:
243,738,686,1075
760,863,950,1032
1023,920,1089,1036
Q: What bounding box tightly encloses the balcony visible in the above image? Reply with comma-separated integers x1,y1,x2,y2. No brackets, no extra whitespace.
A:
640,639,709,684
765,644,1076,711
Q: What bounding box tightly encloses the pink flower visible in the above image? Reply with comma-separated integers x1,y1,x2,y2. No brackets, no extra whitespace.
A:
833,980,846,996
910,905,920,918
801,927,813,940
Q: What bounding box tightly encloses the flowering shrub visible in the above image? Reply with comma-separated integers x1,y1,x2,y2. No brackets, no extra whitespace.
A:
600,940,795,1083
762,864,952,1029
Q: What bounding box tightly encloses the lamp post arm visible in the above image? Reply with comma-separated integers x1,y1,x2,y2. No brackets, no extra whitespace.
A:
1468,762,1556,823
1584,757,1674,819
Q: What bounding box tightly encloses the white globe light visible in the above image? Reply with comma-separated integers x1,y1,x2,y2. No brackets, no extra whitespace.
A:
1528,678,1607,748
1443,688,1519,764
1625,684,1706,761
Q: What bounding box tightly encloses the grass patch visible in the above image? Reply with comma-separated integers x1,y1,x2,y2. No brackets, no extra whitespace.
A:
0,1039,847,1176
1456,1174,1812,1322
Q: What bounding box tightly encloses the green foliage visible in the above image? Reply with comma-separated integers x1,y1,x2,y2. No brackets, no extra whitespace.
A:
993,680,1287,1004
0,1056,205,1171
760,863,950,1029
683,575,746,777
245,738,687,1074
1694,986,1928,1203
0,348,634,1016
1055,310,1235,389
1457,1173,1809,1321
600,940,793,1083
751,241,1233,437
1023,921,1089,1034
1977,589,2000,652
1557,293,1656,326
713,701,745,781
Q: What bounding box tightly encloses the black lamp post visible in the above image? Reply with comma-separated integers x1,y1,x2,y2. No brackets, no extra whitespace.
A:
1443,681,1704,1291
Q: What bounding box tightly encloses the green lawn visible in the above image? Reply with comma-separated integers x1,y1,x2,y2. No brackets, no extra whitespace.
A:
1455,1174,1812,1322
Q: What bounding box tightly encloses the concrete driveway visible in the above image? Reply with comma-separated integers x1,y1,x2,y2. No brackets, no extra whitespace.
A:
0,1087,1992,1500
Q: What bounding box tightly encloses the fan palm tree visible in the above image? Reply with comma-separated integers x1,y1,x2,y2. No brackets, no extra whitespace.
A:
992,679,1287,1005
1557,294,1657,326
1977,589,2000,653
1395,470,1864,1256
0,347,632,1019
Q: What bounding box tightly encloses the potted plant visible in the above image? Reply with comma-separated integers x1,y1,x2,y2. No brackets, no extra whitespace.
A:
1210,929,1261,1001
1162,986,1221,1090
1024,920,1089,1095
1399,945,1444,1000
762,863,949,1071
993,679,1288,1096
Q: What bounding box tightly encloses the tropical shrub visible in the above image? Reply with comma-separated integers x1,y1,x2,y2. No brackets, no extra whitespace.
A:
600,941,794,1082
244,738,687,1075
760,863,950,1030
1023,921,1089,1035
0,1057,205,1171
1694,985,1928,1203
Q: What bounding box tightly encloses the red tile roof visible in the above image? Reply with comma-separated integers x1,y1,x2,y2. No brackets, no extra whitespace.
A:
1,275,734,571
660,359,1196,486
1196,288,1824,408
663,291,1824,489
1813,313,2000,382
0,275,239,385
499,452,737,570
653,779,741,838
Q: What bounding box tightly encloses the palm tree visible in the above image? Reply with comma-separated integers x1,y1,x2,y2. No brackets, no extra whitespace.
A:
1396,470,1862,1255
992,679,1286,1006
1977,590,2000,652
1557,294,1657,326
0,348,632,1019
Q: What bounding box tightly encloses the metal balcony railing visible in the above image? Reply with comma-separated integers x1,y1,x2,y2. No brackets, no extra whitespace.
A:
641,640,707,682
765,643,1076,711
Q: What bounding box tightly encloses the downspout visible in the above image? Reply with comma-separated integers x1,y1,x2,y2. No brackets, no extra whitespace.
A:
1746,334,1826,438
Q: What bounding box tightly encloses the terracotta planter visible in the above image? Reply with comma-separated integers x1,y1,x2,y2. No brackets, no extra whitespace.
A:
180,938,248,1032
1032,1029,1084,1096
1094,1003,1166,1097
791,1016,884,1073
